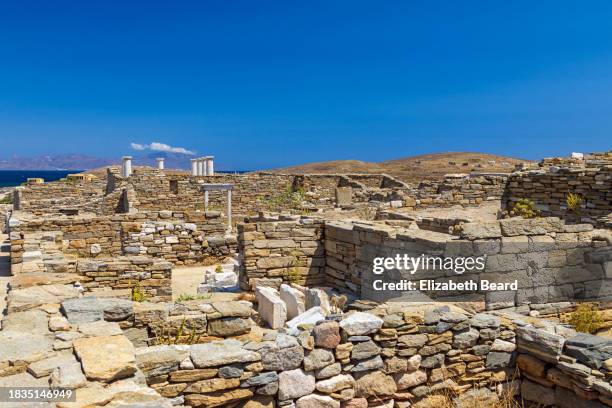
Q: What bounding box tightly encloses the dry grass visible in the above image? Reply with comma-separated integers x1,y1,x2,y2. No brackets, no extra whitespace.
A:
152,317,207,345
564,303,603,334
265,152,531,183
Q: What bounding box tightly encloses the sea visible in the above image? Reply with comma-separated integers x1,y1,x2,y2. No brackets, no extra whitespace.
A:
0,170,80,188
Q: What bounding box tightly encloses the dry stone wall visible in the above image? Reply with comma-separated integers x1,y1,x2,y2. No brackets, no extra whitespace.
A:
513,322,612,408
13,178,107,214
129,304,612,408
503,165,612,226
7,228,174,302
324,217,611,309
238,215,326,290
414,174,508,208
9,210,233,265
2,273,611,408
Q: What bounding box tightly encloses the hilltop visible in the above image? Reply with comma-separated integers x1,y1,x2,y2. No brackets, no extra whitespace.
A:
265,152,531,182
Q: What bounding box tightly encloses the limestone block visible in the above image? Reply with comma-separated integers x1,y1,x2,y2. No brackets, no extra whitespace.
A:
208,317,251,337
340,312,383,336
297,394,341,408
27,351,77,378
303,348,335,371
564,333,612,369
135,345,189,378
335,187,352,207
354,371,397,398
50,362,88,389
61,297,104,324
190,339,260,368
461,222,502,240
286,307,325,335
516,326,565,363
278,368,315,400
395,369,428,391
280,284,305,320
256,286,287,329
73,335,137,382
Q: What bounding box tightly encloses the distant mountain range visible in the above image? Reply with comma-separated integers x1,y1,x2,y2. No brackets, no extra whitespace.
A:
0,153,194,170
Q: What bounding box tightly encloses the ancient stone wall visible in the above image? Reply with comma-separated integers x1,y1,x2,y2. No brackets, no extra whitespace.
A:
237,215,326,290
9,210,234,265
75,256,173,301
7,229,173,302
14,167,417,217
102,299,255,348
324,217,611,309
3,273,611,408
503,165,612,226
0,204,10,232
13,178,107,214
414,174,508,208
129,304,612,408
514,323,612,407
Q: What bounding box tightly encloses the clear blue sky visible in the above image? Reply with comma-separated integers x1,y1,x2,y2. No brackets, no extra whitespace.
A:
1,1,611,170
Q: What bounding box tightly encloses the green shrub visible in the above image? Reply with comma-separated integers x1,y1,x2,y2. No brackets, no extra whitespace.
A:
153,317,204,345
567,304,603,334
131,281,148,302
263,187,305,212
0,194,12,204
510,198,539,219
566,193,583,215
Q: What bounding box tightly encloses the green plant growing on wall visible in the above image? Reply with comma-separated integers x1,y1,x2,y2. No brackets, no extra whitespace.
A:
566,303,603,334
263,187,306,212
566,193,583,216
176,293,212,302
215,265,223,273
286,261,301,284
153,317,203,345
510,198,539,219
131,281,148,303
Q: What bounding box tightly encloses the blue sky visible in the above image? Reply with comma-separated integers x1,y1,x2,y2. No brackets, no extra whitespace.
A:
1,1,611,170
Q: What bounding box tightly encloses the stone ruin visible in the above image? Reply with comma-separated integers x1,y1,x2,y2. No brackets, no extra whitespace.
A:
0,151,610,407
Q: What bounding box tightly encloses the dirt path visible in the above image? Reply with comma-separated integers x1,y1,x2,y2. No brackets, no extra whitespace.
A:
0,233,11,322
172,266,206,299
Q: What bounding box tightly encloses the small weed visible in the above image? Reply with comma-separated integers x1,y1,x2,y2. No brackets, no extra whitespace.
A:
131,281,148,302
566,193,583,216
509,198,539,219
215,265,223,273
263,186,305,212
176,292,212,302
153,317,205,345
286,262,301,284
565,303,603,334
0,194,12,204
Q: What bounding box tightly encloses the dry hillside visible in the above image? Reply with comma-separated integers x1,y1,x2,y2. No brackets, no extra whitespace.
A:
265,152,531,183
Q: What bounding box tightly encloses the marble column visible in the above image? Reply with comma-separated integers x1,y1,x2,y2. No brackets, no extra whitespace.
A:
206,156,214,176
121,156,133,178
